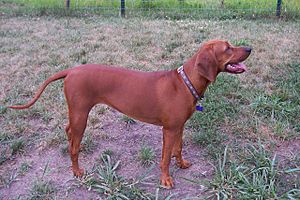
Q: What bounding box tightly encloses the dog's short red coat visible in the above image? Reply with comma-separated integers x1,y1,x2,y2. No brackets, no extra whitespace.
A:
9,40,251,188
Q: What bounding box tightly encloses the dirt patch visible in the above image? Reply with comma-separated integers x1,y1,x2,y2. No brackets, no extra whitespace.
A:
0,107,212,199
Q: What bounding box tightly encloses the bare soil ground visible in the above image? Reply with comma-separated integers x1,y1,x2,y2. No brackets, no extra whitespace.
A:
0,16,299,199
0,107,212,199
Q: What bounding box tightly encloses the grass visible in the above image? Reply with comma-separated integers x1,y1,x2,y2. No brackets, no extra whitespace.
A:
0,8,299,198
74,154,153,199
189,74,246,157
26,161,57,199
18,161,32,175
204,143,300,199
121,115,137,125
80,132,96,154
189,61,300,159
10,138,25,155
29,180,56,200
75,154,180,199
138,145,156,166
1,0,300,19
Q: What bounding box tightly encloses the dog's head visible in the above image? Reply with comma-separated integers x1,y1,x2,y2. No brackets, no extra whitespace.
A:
193,40,251,82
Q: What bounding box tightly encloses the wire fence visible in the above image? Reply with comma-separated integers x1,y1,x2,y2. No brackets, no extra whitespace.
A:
3,0,300,19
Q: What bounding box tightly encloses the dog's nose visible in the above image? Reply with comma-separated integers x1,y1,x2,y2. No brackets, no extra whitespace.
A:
244,47,252,53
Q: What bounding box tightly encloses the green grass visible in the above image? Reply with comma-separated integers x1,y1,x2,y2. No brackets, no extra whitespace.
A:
19,161,32,175
0,14,299,198
189,74,244,131
8,0,300,10
138,144,156,166
25,161,57,199
75,154,153,199
250,63,300,138
190,61,299,159
1,0,300,19
121,115,136,125
29,180,56,200
10,138,25,155
205,143,300,199
80,133,96,154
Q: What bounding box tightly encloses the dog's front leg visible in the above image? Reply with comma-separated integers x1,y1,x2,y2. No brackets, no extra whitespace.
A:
172,127,191,169
160,127,179,189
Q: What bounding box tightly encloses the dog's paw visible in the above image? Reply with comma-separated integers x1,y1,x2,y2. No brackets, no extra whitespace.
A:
160,175,174,189
73,168,84,177
176,159,192,169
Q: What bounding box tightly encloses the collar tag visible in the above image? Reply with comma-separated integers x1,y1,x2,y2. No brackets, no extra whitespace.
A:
196,104,203,111
196,98,204,111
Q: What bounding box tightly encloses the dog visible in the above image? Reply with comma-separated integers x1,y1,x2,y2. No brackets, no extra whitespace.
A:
9,40,251,188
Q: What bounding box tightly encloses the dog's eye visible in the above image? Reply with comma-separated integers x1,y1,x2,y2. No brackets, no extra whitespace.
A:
225,47,232,54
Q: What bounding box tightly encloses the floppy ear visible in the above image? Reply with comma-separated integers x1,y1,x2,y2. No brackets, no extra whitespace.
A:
195,48,218,82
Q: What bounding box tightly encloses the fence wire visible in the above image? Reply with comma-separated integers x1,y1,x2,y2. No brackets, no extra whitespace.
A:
5,0,300,19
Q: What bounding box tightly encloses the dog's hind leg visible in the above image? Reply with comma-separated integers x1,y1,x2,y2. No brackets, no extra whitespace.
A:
66,104,92,177
65,123,70,140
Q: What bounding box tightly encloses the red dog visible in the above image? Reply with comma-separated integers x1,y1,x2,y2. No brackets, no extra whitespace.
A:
9,40,251,188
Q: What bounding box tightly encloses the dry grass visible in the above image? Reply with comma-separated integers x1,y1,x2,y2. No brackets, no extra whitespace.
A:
0,16,299,199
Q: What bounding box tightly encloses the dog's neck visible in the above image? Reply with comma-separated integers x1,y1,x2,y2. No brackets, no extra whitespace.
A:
183,58,211,100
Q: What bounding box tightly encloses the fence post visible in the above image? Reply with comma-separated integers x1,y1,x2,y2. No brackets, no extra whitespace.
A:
66,0,70,9
221,0,224,8
121,0,125,17
276,0,282,17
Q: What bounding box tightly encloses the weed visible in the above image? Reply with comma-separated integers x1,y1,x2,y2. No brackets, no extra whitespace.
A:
0,150,8,165
154,188,178,200
92,155,124,197
60,143,69,156
10,138,25,155
138,145,156,166
29,180,56,200
18,161,32,175
0,170,18,188
165,40,183,53
80,133,96,154
204,143,300,199
102,149,113,157
233,39,250,46
23,161,56,199
192,130,227,160
75,154,152,199
273,63,300,132
0,105,7,115
192,130,225,147
45,129,66,147
97,106,107,115
0,132,15,143
97,149,114,163
189,74,242,130
89,114,101,128
121,115,136,125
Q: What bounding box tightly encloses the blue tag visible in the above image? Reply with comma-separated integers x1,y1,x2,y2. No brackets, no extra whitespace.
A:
196,105,203,111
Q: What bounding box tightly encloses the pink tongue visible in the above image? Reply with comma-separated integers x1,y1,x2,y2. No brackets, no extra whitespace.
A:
230,63,247,73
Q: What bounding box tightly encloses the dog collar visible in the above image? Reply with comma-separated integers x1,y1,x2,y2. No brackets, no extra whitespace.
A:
177,66,204,111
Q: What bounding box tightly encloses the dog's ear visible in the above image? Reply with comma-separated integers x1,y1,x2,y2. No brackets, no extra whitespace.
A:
195,48,218,82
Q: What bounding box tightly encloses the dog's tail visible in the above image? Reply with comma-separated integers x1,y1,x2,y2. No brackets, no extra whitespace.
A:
9,69,70,109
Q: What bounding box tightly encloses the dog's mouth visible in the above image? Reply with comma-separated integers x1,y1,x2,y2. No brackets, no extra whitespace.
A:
224,63,247,74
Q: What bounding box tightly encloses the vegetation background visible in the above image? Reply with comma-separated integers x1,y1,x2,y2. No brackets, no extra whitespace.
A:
0,0,299,199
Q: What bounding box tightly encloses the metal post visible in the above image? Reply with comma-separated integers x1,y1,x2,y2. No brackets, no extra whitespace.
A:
66,0,70,9
121,0,125,17
221,0,224,8
276,0,282,17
